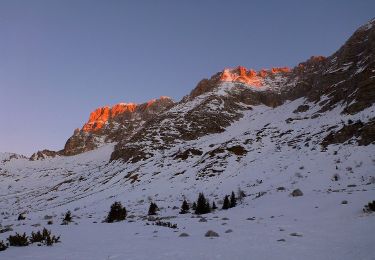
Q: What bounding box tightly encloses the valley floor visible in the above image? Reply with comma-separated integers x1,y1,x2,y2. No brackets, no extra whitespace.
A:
1,185,374,260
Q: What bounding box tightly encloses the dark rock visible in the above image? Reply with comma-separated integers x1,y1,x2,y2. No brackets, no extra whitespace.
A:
205,230,219,237
291,189,303,197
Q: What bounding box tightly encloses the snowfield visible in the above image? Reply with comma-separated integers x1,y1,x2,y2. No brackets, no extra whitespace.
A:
0,94,374,259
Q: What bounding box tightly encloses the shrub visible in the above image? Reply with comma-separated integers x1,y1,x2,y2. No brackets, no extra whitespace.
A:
105,202,127,223
195,193,211,214
17,214,26,221
363,200,375,213
230,191,237,208
62,211,72,224
179,200,190,214
30,228,60,246
212,201,217,210
148,202,159,216
7,233,29,247
30,230,44,243
222,195,230,210
332,173,340,181
237,188,246,203
0,240,7,251
154,221,177,229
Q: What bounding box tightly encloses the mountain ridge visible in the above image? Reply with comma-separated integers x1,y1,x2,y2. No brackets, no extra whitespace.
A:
29,18,375,163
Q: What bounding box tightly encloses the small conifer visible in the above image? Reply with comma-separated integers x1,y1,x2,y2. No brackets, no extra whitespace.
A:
230,191,237,208
222,195,230,210
148,202,159,215
105,202,127,223
180,200,190,214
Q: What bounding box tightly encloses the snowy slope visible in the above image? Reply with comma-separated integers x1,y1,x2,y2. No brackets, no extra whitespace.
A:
0,84,374,259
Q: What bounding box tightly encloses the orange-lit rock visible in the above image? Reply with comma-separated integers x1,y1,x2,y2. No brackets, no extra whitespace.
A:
81,97,173,133
219,66,290,87
82,103,137,132
82,106,111,132
271,67,291,74
111,103,137,117
258,69,268,78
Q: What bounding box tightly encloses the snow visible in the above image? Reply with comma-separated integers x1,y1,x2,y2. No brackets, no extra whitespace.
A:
0,96,374,259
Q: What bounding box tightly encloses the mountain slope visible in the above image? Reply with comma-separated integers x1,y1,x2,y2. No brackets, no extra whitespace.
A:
0,19,374,260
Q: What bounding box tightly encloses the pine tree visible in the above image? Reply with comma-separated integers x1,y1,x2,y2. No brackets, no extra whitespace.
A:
148,202,159,215
195,193,211,214
212,201,217,210
222,195,230,210
180,200,190,214
105,202,127,223
230,191,237,208
192,202,197,211
205,199,211,213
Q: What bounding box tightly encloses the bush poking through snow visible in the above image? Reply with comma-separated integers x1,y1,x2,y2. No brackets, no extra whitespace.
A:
0,240,8,251
363,201,375,213
237,187,246,203
7,233,29,247
195,193,211,215
105,202,127,223
212,201,218,210
62,211,72,225
148,202,159,216
179,200,190,214
30,228,60,246
17,214,25,221
154,221,177,229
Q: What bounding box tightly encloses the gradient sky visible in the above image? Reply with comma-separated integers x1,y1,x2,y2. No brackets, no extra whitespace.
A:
0,0,374,156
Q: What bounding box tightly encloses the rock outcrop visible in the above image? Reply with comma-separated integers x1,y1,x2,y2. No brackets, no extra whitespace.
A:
61,96,174,156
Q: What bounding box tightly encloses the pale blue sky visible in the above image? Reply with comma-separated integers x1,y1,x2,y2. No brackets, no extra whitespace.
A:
0,0,374,155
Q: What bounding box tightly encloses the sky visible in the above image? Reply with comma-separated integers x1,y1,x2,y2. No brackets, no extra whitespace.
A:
0,0,374,156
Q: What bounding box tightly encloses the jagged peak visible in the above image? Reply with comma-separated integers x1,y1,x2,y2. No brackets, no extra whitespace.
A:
220,66,291,87
82,96,174,132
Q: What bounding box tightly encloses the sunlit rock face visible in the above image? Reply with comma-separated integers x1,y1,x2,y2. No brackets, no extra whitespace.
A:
220,66,291,87
82,103,137,132
62,96,175,156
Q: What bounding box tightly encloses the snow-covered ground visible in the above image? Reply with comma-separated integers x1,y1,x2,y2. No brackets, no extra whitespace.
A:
1,95,374,259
